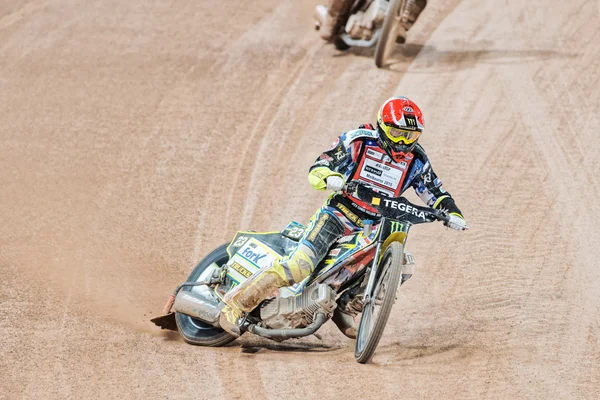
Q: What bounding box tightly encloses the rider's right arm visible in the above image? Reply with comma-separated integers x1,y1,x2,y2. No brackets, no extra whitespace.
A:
307,136,351,190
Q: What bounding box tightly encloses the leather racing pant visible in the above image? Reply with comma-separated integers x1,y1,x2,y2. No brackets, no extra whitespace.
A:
222,202,362,315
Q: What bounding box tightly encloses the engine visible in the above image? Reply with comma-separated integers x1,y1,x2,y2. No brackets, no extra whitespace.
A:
259,283,337,329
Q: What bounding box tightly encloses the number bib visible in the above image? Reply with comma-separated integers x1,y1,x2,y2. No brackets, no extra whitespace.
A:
352,146,413,197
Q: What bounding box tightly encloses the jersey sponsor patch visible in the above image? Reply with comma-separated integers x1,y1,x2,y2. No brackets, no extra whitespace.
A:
328,138,340,150
346,129,378,142
366,148,383,160
359,158,405,191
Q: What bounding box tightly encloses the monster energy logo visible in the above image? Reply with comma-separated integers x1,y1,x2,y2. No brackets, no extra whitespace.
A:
389,220,404,233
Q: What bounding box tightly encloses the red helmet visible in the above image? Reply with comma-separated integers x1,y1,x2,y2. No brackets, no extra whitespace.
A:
376,97,424,162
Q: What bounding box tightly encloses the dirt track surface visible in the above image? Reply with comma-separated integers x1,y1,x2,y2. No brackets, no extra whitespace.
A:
1,0,599,398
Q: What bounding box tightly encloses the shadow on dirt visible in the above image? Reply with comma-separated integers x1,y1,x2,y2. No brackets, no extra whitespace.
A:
336,41,578,70
383,43,579,70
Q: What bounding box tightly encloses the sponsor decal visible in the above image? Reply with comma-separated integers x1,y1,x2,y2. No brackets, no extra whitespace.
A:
229,261,253,278
314,159,329,166
337,235,355,244
422,170,432,184
389,220,404,233
328,138,340,150
366,148,383,160
359,158,405,190
307,213,329,242
365,165,382,176
348,129,377,141
403,106,414,112
241,246,267,264
352,202,380,217
383,199,426,219
404,116,417,127
336,203,364,227
371,197,381,206
334,149,346,161
328,248,341,257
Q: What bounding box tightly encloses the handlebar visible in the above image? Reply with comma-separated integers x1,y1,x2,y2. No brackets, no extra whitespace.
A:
344,181,450,225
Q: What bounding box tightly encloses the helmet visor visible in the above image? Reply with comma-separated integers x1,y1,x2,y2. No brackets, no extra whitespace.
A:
386,127,421,144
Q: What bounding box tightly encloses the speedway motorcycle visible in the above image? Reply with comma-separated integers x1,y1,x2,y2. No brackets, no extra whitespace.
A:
314,0,414,68
152,182,451,363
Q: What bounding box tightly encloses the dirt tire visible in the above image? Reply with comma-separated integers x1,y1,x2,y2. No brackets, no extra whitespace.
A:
354,241,403,363
175,243,237,347
374,0,404,68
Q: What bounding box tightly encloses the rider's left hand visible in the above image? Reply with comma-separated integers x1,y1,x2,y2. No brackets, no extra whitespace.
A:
446,213,468,231
326,175,345,192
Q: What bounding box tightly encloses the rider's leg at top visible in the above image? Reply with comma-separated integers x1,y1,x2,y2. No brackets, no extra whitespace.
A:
401,0,427,31
219,208,346,336
318,0,355,41
396,0,427,43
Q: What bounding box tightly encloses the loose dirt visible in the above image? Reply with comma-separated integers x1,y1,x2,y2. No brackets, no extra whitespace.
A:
1,0,598,399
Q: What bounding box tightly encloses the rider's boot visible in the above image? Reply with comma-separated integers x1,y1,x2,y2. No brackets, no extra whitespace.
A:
317,0,354,41
218,247,316,336
332,281,364,339
219,269,288,337
400,0,427,32
396,26,407,44
314,5,328,28
396,0,427,43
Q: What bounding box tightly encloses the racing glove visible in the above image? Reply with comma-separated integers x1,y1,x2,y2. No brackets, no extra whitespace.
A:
326,175,345,192
446,213,468,231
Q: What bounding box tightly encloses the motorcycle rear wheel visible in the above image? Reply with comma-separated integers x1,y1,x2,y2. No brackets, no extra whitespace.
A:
374,0,405,68
175,243,237,347
354,241,403,363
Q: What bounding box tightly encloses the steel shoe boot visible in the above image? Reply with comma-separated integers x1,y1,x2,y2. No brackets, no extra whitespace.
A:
218,304,242,337
332,281,364,338
318,0,355,41
314,5,328,29
332,308,358,339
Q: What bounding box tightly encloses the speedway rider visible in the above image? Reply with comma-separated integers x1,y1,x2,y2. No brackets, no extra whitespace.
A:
220,97,468,337
316,0,428,43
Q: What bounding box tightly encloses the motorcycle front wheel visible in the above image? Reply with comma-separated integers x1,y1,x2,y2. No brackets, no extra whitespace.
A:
354,241,403,363
374,0,405,68
175,243,237,347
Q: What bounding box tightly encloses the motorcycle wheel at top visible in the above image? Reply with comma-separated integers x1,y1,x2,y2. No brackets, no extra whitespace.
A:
354,241,403,363
175,243,237,347
374,0,405,68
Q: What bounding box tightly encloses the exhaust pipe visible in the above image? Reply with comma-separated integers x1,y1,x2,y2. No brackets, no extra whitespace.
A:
173,291,221,326
246,312,328,340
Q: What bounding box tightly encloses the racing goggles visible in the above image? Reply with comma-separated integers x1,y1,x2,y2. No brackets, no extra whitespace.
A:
384,126,421,144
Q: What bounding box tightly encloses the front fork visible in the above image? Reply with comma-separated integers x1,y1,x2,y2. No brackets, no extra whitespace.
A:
362,241,383,305
363,215,392,304
362,217,410,304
